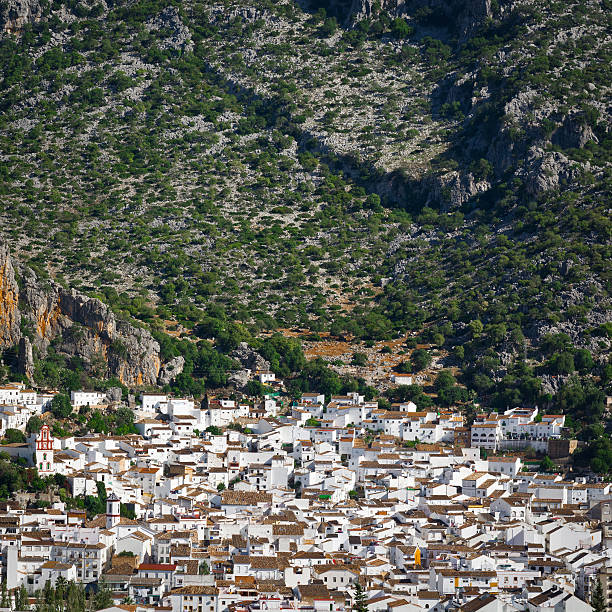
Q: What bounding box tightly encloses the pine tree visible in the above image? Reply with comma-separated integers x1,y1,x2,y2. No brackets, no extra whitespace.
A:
591,578,605,612
352,582,367,612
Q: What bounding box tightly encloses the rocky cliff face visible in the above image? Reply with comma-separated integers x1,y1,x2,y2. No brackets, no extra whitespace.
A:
0,0,43,32
230,342,271,372
0,242,20,347
424,170,490,212
158,356,186,386
145,6,193,53
430,60,596,212
338,0,491,37
0,243,162,386
227,342,271,390
405,0,491,38
17,337,33,381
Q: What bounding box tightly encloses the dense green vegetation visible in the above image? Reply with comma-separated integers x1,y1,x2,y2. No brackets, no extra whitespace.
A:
0,452,53,499
0,0,609,473
2,0,606,340
22,575,114,612
32,390,138,437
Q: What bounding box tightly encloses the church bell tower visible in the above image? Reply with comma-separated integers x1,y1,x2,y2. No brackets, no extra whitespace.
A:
35,425,53,474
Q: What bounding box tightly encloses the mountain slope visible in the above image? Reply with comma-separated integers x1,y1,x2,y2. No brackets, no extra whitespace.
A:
0,0,609,410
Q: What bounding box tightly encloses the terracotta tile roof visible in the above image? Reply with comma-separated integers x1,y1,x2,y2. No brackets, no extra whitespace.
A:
171,586,219,595
138,563,177,571
221,491,272,505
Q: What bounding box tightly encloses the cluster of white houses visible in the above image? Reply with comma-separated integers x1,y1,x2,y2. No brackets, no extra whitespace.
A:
0,383,609,612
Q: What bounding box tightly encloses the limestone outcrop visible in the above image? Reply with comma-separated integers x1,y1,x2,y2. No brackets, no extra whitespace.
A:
0,242,20,348
0,242,162,386
0,0,43,32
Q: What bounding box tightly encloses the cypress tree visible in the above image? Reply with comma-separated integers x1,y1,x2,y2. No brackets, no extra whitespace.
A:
352,582,367,612
1,582,11,609
17,585,30,611
591,578,605,612
65,582,85,612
